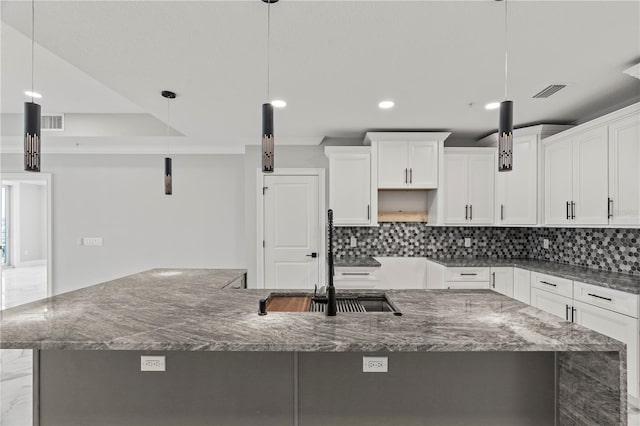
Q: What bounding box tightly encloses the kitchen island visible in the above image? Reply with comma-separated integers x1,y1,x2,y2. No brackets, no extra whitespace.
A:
0,269,627,425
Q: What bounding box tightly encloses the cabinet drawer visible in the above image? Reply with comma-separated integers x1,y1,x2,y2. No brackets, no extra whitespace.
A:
531,272,572,298
446,281,490,290
334,267,380,282
574,281,639,318
445,267,490,282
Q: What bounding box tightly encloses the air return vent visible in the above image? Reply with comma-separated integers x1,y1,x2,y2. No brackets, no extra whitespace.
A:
532,84,567,99
41,114,64,131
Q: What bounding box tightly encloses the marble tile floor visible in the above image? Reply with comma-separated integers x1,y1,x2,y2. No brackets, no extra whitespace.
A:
1,265,47,310
0,350,32,426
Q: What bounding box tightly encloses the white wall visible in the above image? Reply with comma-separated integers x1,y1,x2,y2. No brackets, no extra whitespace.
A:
1,153,245,295
244,145,329,288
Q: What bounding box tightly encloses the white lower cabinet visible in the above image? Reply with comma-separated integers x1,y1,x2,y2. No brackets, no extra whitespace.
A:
513,268,531,304
573,299,639,400
376,257,427,289
490,268,513,298
333,266,379,289
446,281,490,290
530,287,573,321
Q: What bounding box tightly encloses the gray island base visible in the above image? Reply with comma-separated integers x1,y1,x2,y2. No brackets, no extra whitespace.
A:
0,269,627,425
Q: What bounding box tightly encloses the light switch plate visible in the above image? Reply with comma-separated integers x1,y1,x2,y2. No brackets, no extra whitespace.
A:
464,238,471,248
141,355,165,372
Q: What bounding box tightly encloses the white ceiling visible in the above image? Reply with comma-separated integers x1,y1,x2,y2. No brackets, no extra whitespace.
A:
1,1,639,148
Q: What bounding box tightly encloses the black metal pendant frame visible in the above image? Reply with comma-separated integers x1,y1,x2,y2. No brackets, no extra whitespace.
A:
164,157,172,195
262,103,274,173
498,100,513,172
24,101,41,172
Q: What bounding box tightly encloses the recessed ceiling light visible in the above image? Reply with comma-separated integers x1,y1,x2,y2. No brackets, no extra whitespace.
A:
271,99,286,108
378,100,394,109
485,102,500,110
24,91,42,99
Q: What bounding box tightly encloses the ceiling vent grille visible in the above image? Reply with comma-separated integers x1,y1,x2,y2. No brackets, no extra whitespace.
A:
41,114,64,131
532,84,567,99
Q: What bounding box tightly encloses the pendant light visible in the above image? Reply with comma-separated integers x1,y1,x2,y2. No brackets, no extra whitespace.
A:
24,0,41,172
261,0,278,173
498,0,513,172
162,90,176,195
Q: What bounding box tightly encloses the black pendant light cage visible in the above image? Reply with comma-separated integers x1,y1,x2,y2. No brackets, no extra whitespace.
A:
261,0,278,173
262,103,274,173
24,102,41,172
162,90,176,195
24,0,41,172
498,100,513,172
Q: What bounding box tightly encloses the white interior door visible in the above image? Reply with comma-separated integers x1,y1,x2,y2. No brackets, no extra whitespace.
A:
264,175,320,290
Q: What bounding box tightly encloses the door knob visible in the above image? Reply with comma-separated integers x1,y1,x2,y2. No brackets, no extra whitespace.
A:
306,253,318,258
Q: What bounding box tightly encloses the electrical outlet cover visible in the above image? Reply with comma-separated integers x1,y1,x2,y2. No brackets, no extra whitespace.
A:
350,236,357,248
141,355,166,372
464,238,471,248
543,239,549,249
363,356,388,373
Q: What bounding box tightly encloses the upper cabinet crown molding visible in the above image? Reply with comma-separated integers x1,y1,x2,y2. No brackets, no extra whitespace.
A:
363,132,451,144
476,124,573,147
542,102,640,145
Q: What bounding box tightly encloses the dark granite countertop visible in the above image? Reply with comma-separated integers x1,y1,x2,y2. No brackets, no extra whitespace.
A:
334,256,381,268
0,268,622,353
427,258,640,294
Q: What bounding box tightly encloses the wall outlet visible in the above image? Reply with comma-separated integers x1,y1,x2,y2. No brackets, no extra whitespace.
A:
350,236,357,248
82,237,103,246
464,238,471,248
141,355,165,372
543,239,549,249
363,356,388,373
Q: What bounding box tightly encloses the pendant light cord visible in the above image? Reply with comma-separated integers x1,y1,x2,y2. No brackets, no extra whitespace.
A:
166,97,170,154
504,0,508,100
31,0,35,102
267,0,271,102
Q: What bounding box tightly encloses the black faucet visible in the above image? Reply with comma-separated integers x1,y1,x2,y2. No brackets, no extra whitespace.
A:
326,209,337,316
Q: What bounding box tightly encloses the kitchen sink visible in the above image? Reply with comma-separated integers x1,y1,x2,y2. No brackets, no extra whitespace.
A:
261,292,402,316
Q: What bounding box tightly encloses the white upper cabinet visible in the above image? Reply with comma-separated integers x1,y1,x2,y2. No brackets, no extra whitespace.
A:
543,103,639,227
443,149,495,225
608,114,640,225
496,135,538,225
377,141,409,188
544,139,574,225
572,126,609,225
325,147,375,226
377,140,439,189
408,141,439,188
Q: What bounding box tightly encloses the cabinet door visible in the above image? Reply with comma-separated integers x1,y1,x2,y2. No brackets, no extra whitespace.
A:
530,287,573,320
377,141,408,188
544,140,573,225
513,268,531,305
443,153,469,224
609,115,640,225
572,126,609,225
329,153,371,225
408,141,438,188
467,152,495,224
574,300,639,399
490,268,513,298
496,135,537,225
